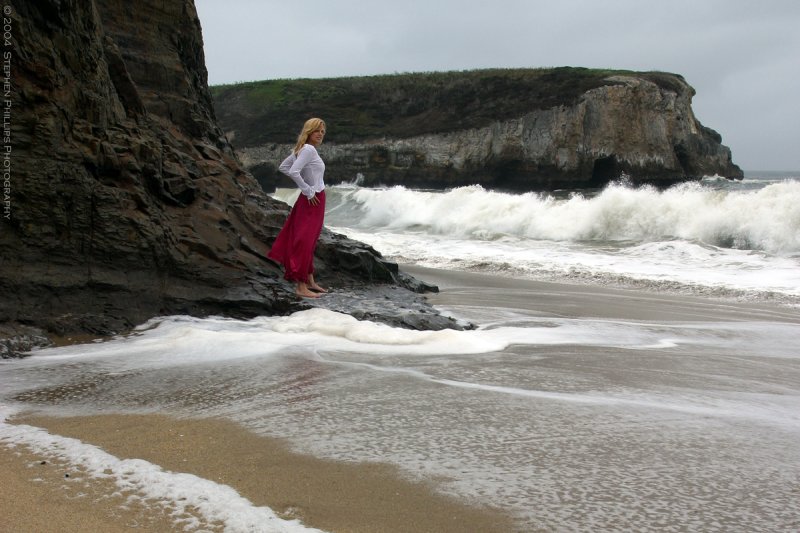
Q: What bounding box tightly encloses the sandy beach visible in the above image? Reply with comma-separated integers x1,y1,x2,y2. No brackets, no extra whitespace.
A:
3,413,517,533
2,267,799,531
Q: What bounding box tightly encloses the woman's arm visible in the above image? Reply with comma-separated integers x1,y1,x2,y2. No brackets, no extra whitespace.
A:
279,146,316,198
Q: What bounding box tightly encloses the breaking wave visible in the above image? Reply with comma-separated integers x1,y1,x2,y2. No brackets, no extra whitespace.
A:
326,180,800,255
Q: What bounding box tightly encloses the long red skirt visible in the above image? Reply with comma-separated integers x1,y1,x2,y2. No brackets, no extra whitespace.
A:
267,190,326,282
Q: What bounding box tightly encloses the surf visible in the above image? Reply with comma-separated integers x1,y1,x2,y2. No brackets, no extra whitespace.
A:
325,179,800,255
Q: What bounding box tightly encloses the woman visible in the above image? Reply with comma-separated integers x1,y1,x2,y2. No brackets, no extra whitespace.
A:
267,118,329,298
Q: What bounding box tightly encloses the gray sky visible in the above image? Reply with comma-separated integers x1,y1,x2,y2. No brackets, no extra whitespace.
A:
195,0,800,171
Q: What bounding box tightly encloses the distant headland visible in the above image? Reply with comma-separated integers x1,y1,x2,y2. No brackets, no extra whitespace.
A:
210,68,743,191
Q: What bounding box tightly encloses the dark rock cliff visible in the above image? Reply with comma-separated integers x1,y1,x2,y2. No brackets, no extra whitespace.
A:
0,0,450,356
211,69,742,191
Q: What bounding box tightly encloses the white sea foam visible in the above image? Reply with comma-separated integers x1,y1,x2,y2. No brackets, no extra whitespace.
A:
329,180,800,254
0,406,325,533
20,309,701,363
323,179,800,299
8,309,797,419
11,309,799,379
4,310,797,441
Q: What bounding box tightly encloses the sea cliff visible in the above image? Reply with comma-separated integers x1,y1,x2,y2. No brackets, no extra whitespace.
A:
0,0,451,357
211,69,742,191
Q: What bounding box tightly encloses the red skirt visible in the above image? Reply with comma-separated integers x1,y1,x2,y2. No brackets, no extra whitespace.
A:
267,190,326,282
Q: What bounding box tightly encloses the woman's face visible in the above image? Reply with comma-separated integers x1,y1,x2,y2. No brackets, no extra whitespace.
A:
308,127,326,146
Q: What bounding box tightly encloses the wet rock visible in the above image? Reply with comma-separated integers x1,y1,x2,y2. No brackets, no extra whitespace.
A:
314,230,438,293
0,323,53,359
303,285,472,331
0,0,454,355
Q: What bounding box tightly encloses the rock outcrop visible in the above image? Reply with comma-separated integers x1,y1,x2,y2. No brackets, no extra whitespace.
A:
0,0,452,356
212,69,742,191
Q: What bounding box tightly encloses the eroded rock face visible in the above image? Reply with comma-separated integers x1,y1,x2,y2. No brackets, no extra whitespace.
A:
0,0,448,351
231,74,742,191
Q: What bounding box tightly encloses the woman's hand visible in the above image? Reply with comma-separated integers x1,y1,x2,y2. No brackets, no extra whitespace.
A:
308,195,319,206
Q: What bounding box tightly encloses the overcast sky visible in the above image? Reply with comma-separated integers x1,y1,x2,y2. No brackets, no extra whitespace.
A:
195,0,800,171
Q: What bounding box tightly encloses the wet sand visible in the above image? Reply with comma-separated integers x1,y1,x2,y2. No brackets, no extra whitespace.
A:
1,438,182,532
3,413,519,533
403,264,800,324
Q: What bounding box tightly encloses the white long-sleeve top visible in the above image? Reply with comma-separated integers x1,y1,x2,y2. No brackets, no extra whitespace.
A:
278,144,326,199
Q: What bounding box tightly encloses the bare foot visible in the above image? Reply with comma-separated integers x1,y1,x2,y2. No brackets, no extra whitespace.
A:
307,275,328,293
296,288,320,298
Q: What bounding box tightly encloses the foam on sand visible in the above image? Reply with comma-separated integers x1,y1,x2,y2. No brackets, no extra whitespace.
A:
0,406,326,533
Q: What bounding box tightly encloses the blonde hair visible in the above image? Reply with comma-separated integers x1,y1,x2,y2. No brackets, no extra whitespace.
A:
293,117,326,154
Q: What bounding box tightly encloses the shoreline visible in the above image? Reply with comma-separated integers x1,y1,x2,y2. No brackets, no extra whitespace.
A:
3,265,799,531
0,438,181,533
2,413,519,533
402,263,800,324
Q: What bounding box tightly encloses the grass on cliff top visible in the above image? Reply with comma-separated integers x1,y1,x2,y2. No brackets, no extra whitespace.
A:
210,67,687,147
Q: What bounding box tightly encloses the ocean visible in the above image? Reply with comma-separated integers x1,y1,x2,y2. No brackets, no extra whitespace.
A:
2,172,799,531
316,172,800,305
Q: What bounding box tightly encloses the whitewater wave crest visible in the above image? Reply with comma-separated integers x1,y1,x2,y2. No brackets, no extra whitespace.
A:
327,180,800,254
